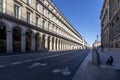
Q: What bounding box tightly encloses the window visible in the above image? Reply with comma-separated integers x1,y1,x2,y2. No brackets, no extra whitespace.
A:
48,12,50,18
36,17,39,27
42,21,45,29
27,12,30,23
42,0,44,2
14,5,19,19
0,0,3,12
26,0,30,5
36,2,39,11
48,23,50,31
42,8,45,15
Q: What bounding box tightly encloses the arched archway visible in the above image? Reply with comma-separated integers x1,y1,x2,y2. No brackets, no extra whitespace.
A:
47,36,50,51
42,35,45,50
52,37,54,50
0,22,6,53
56,38,57,50
13,27,21,52
26,30,32,51
58,39,60,50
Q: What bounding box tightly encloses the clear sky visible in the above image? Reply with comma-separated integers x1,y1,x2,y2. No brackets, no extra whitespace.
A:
52,0,104,46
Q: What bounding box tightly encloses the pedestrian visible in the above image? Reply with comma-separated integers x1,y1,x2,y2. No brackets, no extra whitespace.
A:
106,56,113,66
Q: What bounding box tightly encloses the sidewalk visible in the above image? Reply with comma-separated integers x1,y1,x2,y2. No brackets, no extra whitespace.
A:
99,50,120,64
72,50,120,80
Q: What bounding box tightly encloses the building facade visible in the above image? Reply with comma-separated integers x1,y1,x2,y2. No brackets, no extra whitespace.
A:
100,0,120,50
0,0,88,53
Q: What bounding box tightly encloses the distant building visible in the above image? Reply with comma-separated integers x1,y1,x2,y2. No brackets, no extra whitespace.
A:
92,40,101,49
100,0,120,50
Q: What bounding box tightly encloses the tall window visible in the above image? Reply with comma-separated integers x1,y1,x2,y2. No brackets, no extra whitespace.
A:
0,0,3,12
42,8,45,15
14,5,19,19
36,17,39,27
48,12,50,19
26,0,30,5
36,2,39,11
48,23,50,31
42,21,45,29
42,0,44,2
27,12,30,23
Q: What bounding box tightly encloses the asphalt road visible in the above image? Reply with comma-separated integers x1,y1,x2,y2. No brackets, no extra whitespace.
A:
0,50,90,80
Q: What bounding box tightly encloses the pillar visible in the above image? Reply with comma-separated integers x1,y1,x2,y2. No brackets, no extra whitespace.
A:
38,34,42,51
31,34,35,51
21,31,26,52
7,29,13,53
54,38,56,51
45,36,48,50
49,37,52,51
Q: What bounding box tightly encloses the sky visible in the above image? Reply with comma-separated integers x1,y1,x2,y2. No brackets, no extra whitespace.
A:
52,0,104,46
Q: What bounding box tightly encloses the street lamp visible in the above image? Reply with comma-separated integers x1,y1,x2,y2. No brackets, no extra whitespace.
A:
97,35,98,51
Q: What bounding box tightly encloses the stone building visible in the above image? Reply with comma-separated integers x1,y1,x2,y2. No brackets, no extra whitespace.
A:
0,0,88,53
100,0,120,50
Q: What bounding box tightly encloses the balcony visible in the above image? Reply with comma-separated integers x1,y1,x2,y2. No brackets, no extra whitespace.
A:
0,7,81,45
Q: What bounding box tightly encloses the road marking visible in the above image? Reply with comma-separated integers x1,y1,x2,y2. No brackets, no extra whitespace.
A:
11,61,22,65
0,51,75,68
52,66,71,76
40,63,47,66
52,69,60,73
0,65,5,68
62,71,71,76
25,59,33,62
28,63,41,69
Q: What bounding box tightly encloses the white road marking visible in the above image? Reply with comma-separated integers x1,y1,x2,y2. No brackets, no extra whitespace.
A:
52,69,60,73
52,66,71,76
0,65,5,68
62,71,71,76
28,63,41,69
0,51,73,68
11,61,22,65
40,63,47,66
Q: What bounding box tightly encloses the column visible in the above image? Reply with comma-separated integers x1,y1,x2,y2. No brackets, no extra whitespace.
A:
49,38,52,51
38,34,42,51
21,31,26,52
7,29,13,53
45,36,48,50
31,34,35,51
54,38,56,51
62,41,64,50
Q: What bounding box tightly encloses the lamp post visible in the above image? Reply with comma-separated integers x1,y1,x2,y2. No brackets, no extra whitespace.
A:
97,35,98,51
